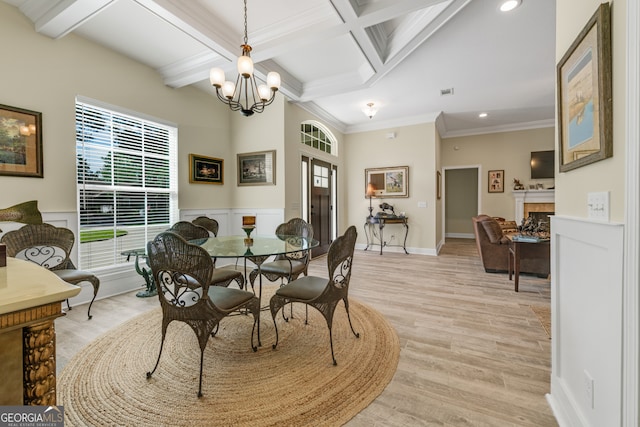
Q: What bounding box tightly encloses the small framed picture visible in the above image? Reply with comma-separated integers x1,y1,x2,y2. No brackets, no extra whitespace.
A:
237,150,276,186
0,104,43,178
189,154,223,184
488,170,504,193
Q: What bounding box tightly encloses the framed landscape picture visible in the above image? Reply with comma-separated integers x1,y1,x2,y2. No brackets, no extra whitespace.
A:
488,170,504,193
0,104,43,178
189,154,223,184
237,150,276,186
364,166,409,198
557,3,612,172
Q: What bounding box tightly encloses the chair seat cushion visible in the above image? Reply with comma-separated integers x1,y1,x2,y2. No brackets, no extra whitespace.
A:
208,286,255,310
260,260,305,276
275,276,328,301
54,269,97,284
211,267,243,283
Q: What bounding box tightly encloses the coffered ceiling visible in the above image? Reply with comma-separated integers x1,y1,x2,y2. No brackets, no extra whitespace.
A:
4,0,556,136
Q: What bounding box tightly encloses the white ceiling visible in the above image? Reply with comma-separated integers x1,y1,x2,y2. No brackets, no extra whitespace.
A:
4,0,556,136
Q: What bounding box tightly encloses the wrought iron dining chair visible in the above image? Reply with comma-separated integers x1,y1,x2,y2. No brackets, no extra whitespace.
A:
270,225,359,365
192,216,219,237
1,223,100,319
169,221,245,290
249,218,314,319
146,231,259,397
192,216,248,290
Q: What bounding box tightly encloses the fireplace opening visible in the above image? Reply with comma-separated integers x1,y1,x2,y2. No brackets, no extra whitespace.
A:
529,211,554,225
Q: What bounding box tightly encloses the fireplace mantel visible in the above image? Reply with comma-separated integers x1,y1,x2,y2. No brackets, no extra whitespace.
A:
512,190,555,220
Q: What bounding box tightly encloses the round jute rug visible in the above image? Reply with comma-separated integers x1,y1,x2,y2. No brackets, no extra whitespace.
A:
58,296,399,427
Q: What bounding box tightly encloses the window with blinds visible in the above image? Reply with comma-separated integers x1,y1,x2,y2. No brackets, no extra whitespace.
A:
75,100,178,270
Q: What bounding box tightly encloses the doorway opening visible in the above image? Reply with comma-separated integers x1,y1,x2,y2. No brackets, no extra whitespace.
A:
443,166,481,239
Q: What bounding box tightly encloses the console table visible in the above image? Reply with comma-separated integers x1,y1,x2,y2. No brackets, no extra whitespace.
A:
364,216,409,255
0,258,81,405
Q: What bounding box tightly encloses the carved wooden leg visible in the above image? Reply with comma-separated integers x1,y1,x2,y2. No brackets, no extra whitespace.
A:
23,320,57,406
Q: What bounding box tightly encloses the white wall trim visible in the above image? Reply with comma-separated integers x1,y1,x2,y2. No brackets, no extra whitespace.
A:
445,232,474,239
623,0,640,424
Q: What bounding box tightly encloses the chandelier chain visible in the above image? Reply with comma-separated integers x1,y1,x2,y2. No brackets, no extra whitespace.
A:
243,0,248,46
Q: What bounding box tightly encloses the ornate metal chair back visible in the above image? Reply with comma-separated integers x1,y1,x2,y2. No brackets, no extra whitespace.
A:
167,221,209,241
1,223,74,270
326,225,357,294
147,232,213,310
192,216,219,237
275,218,314,262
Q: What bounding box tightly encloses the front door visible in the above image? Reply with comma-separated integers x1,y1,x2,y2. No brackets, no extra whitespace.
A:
310,158,332,257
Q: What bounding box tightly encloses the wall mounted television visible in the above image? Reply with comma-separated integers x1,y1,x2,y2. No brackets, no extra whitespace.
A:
530,150,555,179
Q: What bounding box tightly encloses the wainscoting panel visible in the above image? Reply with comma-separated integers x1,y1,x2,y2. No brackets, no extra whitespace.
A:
547,216,624,427
180,208,284,236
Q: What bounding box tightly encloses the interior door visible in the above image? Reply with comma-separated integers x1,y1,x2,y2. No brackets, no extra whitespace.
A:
310,158,332,257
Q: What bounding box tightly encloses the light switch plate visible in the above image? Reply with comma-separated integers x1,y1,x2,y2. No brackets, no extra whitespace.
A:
587,191,610,221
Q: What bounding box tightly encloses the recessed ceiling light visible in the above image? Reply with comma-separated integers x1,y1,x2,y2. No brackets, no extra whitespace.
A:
479,112,488,118
500,0,522,12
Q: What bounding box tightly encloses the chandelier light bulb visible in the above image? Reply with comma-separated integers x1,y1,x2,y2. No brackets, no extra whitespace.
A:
222,81,236,99
267,71,281,90
237,54,254,77
209,68,225,87
257,84,271,101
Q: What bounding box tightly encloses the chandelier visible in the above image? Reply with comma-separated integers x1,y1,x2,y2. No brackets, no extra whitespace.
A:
209,0,281,117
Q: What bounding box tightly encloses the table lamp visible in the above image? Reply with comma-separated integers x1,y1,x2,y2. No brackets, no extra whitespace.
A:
366,182,377,218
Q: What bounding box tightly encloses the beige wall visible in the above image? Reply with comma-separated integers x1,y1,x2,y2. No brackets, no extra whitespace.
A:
555,0,626,221
0,3,233,212
230,96,286,209
344,123,438,252
442,127,555,220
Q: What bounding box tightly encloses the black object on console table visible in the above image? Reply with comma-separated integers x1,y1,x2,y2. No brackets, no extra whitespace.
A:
363,215,409,255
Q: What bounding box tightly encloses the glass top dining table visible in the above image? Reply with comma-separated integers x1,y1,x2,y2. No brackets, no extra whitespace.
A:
122,234,318,345
193,234,319,260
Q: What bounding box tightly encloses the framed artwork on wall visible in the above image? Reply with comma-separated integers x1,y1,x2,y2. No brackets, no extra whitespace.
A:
189,154,223,184
557,3,612,172
364,166,409,198
237,150,276,186
488,170,504,193
0,104,43,178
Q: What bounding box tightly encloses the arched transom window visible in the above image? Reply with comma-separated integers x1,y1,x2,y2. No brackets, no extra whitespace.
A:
300,121,337,155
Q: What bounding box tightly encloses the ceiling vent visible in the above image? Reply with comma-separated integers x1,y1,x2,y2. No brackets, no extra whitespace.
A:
440,88,454,96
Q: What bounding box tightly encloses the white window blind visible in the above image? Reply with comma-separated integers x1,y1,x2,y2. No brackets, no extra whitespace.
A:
75,100,178,270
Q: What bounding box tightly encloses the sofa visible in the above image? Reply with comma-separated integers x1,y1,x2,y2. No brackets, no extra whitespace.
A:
471,214,550,277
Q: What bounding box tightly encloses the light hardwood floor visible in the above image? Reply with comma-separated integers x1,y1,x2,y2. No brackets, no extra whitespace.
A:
55,238,557,427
